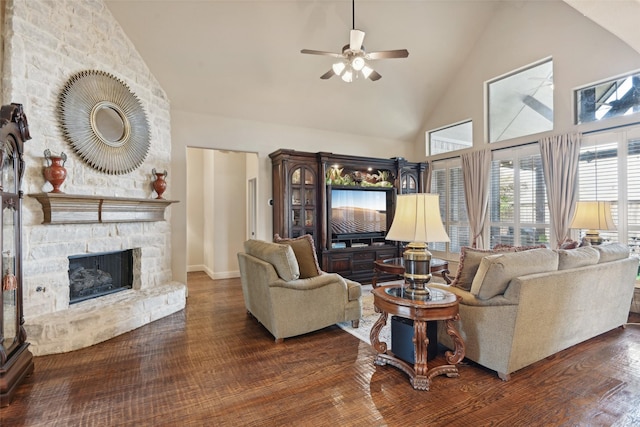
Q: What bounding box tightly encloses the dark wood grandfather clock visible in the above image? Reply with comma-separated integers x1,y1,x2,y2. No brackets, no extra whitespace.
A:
0,103,33,407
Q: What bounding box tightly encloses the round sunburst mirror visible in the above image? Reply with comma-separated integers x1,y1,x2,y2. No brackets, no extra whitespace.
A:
58,70,150,175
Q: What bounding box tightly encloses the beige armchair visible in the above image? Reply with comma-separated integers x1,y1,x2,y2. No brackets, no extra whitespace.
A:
237,239,362,343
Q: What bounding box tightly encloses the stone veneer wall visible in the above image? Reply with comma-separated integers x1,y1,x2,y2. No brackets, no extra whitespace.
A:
2,0,186,355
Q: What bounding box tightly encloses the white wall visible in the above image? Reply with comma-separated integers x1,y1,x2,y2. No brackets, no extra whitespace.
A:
186,147,205,270
170,110,415,283
416,0,640,159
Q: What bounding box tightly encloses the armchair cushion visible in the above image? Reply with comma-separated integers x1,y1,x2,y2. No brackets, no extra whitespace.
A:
244,239,300,282
274,234,321,278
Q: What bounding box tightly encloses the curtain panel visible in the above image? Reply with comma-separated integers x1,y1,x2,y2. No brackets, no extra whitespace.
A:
461,150,491,248
539,132,581,248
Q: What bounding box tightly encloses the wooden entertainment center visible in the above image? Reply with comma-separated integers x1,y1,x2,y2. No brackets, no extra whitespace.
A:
270,149,426,284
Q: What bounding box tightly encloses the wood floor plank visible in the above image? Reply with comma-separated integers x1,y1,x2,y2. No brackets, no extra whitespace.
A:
2,272,640,426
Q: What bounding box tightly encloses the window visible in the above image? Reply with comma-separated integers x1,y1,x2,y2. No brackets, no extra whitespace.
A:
488,58,554,143
428,121,473,155
577,140,619,243
430,158,469,257
575,71,640,124
488,145,549,247
577,127,640,256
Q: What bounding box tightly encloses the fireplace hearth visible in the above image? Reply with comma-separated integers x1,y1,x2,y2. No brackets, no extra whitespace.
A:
68,250,133,304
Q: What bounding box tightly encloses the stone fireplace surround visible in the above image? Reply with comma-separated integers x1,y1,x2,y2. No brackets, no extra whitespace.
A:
23,197,186,356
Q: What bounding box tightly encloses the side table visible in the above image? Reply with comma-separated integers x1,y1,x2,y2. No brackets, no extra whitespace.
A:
372,257,451,288
370,285,465,391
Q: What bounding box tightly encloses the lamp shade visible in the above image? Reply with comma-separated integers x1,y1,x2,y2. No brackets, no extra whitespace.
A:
386,194,450,243
570,201,616,231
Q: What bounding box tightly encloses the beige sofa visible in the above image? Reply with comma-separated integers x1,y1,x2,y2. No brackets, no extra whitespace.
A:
431,244,638,380
237,239,362,342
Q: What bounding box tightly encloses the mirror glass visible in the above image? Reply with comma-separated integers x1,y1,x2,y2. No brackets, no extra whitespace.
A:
95,105,126,142
2,204,17,350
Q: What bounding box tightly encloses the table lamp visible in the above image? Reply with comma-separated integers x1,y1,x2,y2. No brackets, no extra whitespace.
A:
570,200,616,245
386,193,450,299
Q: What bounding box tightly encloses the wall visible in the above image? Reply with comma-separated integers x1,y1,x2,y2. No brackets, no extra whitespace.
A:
2,0,185,354
171,110,415,284
416,0,640,159
186,147,205,270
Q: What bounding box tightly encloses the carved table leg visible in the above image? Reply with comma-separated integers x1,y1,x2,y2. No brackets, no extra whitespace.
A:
444,314,465,365
410,319,430,390
370,311,388,355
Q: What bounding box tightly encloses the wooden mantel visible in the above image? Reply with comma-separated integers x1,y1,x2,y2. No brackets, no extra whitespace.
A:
29,193,179,224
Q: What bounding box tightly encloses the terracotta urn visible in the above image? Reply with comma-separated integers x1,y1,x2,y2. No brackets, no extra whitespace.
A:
152,168,168,199
43,149,67,193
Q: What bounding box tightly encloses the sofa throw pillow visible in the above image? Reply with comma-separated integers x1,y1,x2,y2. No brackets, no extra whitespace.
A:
556,246,600,270
450,247,501,292
273,234,322,279
244,239,300,282
594,242,630,263
470,248,559,300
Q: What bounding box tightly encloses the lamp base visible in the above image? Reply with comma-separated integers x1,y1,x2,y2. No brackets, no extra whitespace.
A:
585,230,603,245
402,242,432,300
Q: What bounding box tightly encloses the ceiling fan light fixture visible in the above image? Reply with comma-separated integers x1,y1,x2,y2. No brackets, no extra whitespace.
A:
351,56,365,71
342,69,353,83
332,62,346,76
361,65,373,79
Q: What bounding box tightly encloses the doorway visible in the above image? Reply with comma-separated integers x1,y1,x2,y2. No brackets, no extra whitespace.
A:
186,148,259,279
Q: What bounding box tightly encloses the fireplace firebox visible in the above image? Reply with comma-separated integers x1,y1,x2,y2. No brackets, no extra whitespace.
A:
68,250,133,304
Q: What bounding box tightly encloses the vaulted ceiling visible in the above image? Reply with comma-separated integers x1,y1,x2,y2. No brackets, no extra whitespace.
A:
105,0,640,144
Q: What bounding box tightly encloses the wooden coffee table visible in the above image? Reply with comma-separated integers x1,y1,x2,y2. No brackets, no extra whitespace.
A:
370,285,465,391
372,257,451,288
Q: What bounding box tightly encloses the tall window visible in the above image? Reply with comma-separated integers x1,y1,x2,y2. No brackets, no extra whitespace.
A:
488,145,549,247
577,139,619,243
430,158,469,256
578,126,640,255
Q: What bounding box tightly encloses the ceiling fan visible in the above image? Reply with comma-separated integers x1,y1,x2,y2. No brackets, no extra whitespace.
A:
301,0,409,82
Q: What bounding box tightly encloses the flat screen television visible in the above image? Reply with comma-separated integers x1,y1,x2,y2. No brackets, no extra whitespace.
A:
330,187,394,239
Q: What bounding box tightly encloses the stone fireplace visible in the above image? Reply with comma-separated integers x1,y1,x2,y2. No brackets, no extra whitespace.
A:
23,195,186,356
4,0,186,356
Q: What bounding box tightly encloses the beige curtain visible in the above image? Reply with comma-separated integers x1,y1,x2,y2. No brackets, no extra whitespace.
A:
462,150,491,248
424,161,432,193
539,132,581,248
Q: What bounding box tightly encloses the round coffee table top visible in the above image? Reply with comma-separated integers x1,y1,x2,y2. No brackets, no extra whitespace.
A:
376,257,448,269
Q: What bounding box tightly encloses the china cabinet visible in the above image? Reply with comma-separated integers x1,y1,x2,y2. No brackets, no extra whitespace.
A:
270,149,426,283
0,104,33,407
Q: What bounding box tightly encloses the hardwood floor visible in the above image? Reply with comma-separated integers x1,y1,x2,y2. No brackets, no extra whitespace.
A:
3,271,640,426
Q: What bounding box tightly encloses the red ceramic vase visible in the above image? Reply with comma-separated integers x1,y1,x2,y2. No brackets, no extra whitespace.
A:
152,168,168,199
43,150,67,193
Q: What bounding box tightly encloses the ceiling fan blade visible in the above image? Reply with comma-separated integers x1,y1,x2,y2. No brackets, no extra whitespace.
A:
350,29,365,51
366,49,409,60
301,49,343,58
320,69,335,80
368,70,382,81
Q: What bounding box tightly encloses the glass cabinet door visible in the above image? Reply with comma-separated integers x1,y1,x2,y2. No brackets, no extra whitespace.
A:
289,166,316,239
1,140,19,356
2,201,18,353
